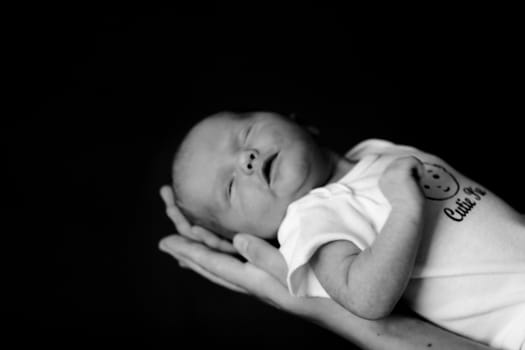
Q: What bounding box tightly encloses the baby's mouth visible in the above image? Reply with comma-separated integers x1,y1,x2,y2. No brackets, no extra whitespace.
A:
262,152,278,185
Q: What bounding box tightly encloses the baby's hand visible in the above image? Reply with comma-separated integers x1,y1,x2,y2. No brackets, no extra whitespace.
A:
379,156,425,209
160,185,237,254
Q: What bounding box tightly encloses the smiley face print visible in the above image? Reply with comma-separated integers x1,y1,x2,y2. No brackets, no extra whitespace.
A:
420,163,460,200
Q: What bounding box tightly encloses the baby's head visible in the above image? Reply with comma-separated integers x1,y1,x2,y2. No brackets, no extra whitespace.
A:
172,111,333,240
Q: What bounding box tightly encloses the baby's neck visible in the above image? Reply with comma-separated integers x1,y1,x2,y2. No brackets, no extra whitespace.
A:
325,150,356,185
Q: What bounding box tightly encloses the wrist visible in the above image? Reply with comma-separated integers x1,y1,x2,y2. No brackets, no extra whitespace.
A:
389,198,424,217
383,188,425,212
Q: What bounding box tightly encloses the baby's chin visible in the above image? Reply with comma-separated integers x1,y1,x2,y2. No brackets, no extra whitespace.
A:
273,154,311,197
273,143,331,201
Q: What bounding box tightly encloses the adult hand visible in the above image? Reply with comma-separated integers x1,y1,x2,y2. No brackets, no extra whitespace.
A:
160,186,236,254
159,185,294,307
159,233,297,311
158,185,494,350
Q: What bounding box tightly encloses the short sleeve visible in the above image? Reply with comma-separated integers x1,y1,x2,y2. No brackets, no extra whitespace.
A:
278,188,378,297
345,139,397,161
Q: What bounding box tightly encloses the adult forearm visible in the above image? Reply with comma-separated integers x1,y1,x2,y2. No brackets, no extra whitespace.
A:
298,298,494,350
373,314,495,350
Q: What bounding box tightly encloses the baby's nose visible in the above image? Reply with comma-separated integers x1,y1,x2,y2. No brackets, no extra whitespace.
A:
240,149,259,175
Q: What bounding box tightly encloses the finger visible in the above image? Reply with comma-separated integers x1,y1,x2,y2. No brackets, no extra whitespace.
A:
191,226,237,254
413,157,425,177
160,185,176,207
160,186,178,214
405,156,425,179
160,186,193,237
166,206,193,237
160,186,235,250
160,243,248,293
406,156,424,169
160,235,292,309
174,254,248,294
233,233,288,286
160,235,270,290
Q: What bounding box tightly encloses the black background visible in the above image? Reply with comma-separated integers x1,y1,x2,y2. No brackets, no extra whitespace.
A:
4,5,523,348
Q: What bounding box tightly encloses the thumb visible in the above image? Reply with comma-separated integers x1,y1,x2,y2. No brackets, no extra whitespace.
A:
412,156,426,181
233,233,288,286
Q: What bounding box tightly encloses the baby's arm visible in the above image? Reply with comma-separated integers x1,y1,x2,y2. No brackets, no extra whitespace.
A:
311,156,425,320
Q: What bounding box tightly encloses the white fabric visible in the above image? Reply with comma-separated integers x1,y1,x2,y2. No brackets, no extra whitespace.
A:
277,139,525,349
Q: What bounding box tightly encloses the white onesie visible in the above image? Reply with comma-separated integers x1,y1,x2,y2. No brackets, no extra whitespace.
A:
278,139,525,350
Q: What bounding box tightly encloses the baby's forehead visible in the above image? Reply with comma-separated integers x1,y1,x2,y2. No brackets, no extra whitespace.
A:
206,110,248,123
177,113,241,184
190,112,243,139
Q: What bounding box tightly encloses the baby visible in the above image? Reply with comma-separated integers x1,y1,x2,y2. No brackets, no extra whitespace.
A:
171,110,525,350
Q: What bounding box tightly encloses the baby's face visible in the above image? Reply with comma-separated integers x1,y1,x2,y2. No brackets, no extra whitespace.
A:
176,111,332,239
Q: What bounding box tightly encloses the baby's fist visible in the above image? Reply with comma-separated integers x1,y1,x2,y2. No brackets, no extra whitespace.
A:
379,156,425,207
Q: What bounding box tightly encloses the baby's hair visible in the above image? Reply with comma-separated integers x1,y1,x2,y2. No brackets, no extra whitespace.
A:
170,113,240,239
171,140,211,230
171,139,197,221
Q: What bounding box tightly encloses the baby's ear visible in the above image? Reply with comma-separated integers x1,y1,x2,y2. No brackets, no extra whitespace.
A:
288,112,320,137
